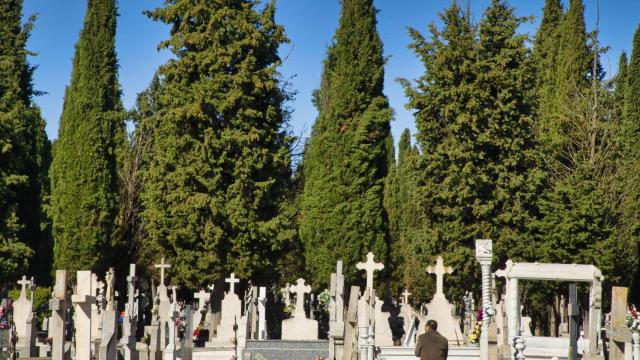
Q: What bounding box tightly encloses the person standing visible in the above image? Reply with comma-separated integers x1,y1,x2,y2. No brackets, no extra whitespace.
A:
415,320,448,360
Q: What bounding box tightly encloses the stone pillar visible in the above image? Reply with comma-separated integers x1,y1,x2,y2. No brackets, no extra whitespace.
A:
632,332,640,360
475,239,493,360
49,271,69,360
588,280,602,356
122,264,138,360
72,271,96,360
257,287,267,340
507,278,520,343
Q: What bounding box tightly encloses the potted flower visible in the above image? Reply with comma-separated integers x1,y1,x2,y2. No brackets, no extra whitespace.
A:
318,289,330,312
627,305,640,344
468,309,483,346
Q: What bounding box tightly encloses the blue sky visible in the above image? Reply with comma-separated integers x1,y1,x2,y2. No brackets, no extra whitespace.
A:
23,0,640,145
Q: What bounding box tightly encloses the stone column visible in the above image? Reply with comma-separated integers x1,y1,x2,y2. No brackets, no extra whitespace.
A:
257,287,267,340
122,264,138,360
632,332,640,360
49,271,69,360
507,278,520,349
72,271,96,360
475,239,493,360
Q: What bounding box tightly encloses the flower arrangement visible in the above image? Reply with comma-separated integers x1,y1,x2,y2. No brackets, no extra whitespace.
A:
193,325,203,342
283,303,295,317
468,309,483,344
318,289,330,312
627,305,640,333
0,302,13,329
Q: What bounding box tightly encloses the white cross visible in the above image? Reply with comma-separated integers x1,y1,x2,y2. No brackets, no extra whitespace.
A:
225,273,240,295
402,289,411,304
154,257,171,286
169,286,179,303
194,290,210,311
290,278,311,317
356,252,384,290
426,256,453,296
17,276,31,298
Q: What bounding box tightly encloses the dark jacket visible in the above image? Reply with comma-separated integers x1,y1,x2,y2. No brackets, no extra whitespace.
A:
414,330,448,360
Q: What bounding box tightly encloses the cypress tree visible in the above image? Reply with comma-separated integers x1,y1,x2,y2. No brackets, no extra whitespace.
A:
50,0,125,273
615,52,628,122
402,0,539,301
141,0,293,288
0,0,50,284
300,0,392,287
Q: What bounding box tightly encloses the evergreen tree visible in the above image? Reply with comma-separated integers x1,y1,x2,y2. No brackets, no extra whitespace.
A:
0,0,50,284
300,0,392,287
615,52,628,122
623,26,640,159
532,0,562,143
401,0,539,302
50,0,125,273
141,0,293,288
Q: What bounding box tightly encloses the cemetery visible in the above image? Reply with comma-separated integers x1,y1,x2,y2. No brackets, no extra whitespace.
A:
0,240,635,360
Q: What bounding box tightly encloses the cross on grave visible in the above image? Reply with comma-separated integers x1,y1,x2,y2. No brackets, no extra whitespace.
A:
356,252,384,290
126,264,137,317
606,287,632,360
402,289,412,305
426,256,453,296
194,290,210,311
154,257,171,287
290,278,311,318
18,276,31,298
225,273,240,295
169,286,179,303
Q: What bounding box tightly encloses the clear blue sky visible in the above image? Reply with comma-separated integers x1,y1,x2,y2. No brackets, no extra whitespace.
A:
23,0,640,145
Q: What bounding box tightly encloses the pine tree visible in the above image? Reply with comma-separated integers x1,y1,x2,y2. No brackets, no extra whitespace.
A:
615,52,628,122
50,0,125,273
401,0,539,302
300,0,392,287
0,0,50,284
623,26,640,159
141,0,293,288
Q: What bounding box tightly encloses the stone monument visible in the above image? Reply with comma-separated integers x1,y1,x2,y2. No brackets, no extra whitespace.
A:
72,270,96,360
207,273,245,345
281,278,318,340
154,257,171,349
121,264,138,360
424,256,463,345
99,268,118,360
50,270,69,360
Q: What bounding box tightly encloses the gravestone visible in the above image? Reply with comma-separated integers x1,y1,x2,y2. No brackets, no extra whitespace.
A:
99,268,118,360
424,256,463,345
155,257,172,350
91,273,104,345
281,278,318,340
14,275,36,358
399,290,413,341
374,296,393,346
179,305,193,360
144,292,163,360
329,261,345,360
164,285,179,360
122,264,138,360
49,271,69,360
207,273,244,346
193,289,210,328
607,287,631,360
356,252,383,328
257,287,267,340
343,286,360,360
72,270,96,360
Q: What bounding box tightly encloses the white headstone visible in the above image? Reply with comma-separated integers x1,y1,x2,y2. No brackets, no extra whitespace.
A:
72,270,96,360
209,273,245,345
154,257,171,349
424,256,463,345
356,252,384,290
281,278,318,340
193,289,210,327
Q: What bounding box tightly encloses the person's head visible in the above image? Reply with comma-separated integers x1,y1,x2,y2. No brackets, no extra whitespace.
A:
425,320,438,332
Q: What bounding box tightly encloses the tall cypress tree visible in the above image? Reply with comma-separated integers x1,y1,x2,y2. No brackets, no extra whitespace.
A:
615,52,628,122
50,0,125,273
300,0,392,287
532,0,563,144
402,0,539,301
141,0,293,288
0,0,50,284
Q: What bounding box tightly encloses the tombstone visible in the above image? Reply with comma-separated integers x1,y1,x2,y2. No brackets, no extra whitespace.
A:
193,289,210,328
281,278,318,340
607,287,632,360
155,257,172,349
179,305,193,360
72,270,96,360
257,287,267,340
356,252,384,328
13,275,35,357
164,286,179,360
374,296,393,346
99,268,118,360
207,273,244,345
329,261,345,360
50,271,69,360
423,256,463,345
91,273,104,346
400,290,413,341
121,264,138,360
144,291,163,360
343,286,360,360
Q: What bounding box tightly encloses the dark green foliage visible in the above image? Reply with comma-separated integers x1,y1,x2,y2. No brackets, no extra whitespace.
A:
300,0,392,287
0,0,50,284
623,26,640,159
50,0,125,273
615,52,628,122
141,0,293,289
401,0,540,303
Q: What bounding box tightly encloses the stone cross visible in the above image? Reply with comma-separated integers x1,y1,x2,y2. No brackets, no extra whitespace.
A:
154,257,171,286
225,273,240,295
126,264,137,317
169,286,178,303
402,289,411,305
426,256,453,296
607,287,632,360
194,290,210,311
290,278,311,318
258,287,267,340
356,252,384,290
18,276,31,298
50,271,68,360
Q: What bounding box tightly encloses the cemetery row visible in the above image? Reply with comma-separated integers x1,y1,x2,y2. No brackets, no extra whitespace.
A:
2,240,639,360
